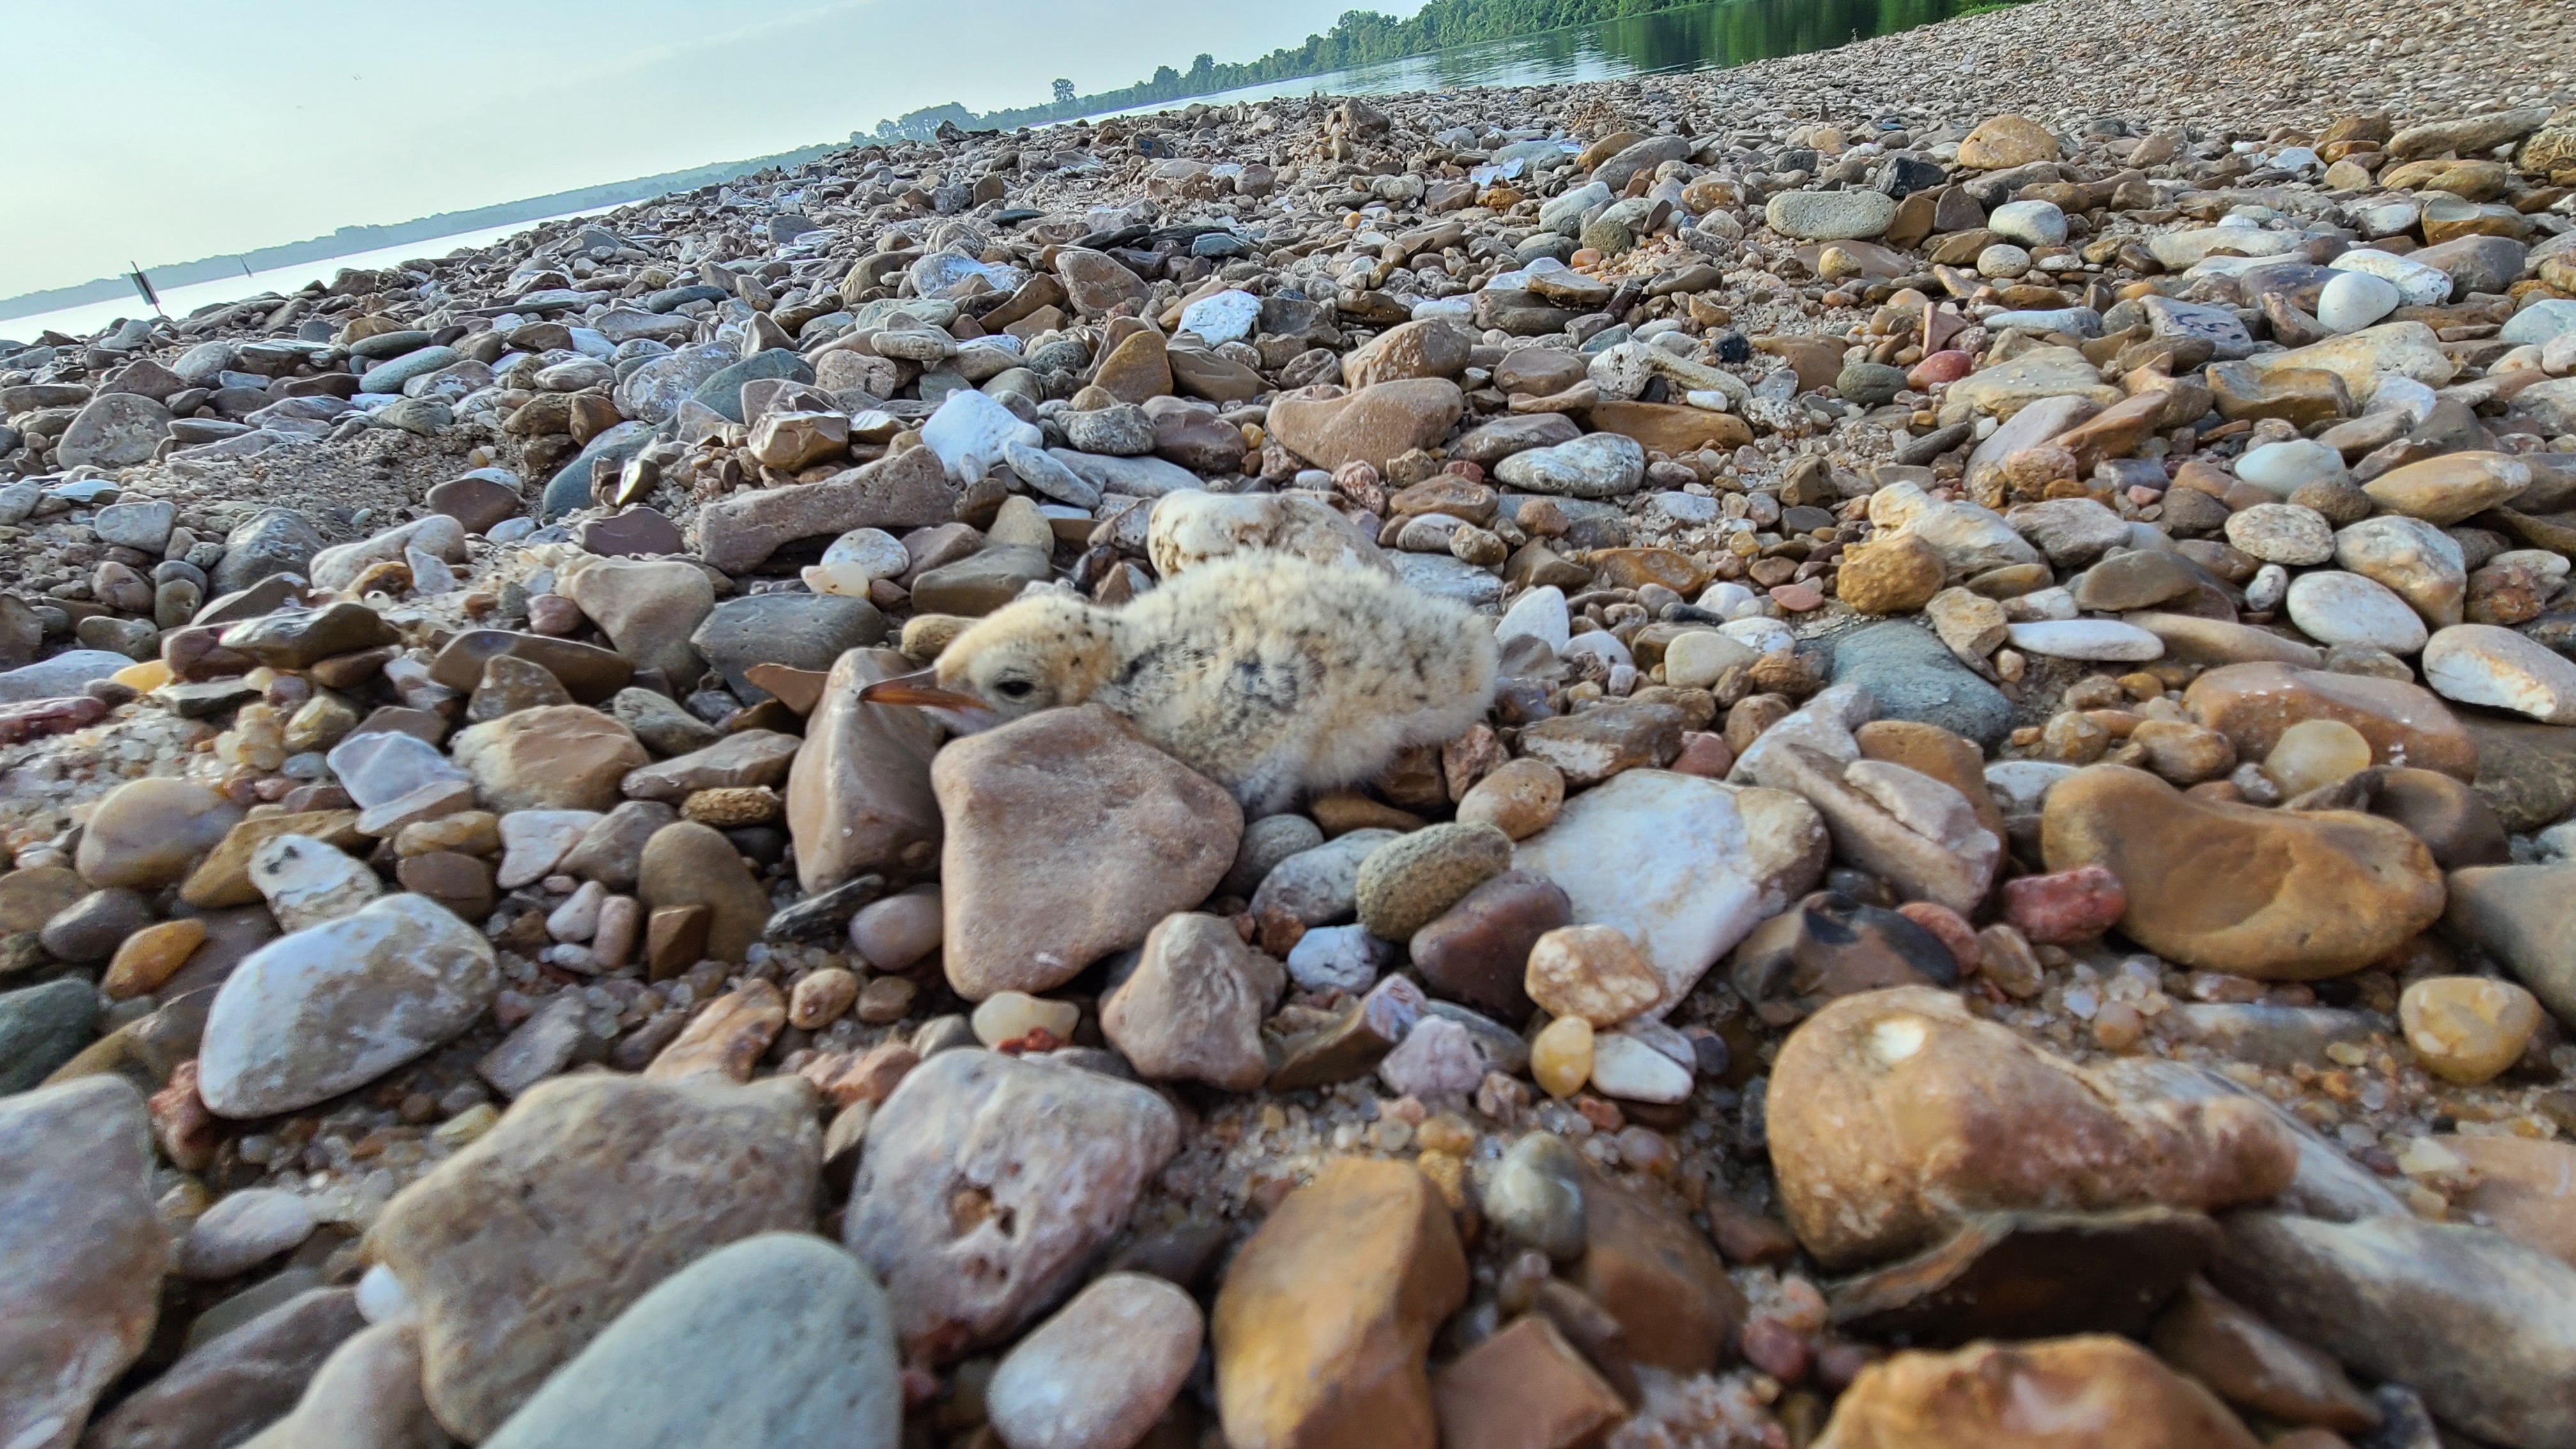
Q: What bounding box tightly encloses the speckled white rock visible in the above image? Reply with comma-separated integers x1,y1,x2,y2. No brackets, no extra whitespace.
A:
1285,923,1390,993
2285,571,2429,655
1514,769,1826,1011
2003,620,2165,661
1722,616,1797,656
1984,760,2079,814
198,894,501,1119
920,388,1041,484
985,1273,1202,1449
2329,248,2455,307
1987,199,2069,247
326,730,470,810
2236,438,2347,496
494,810,603,890
1495,585,1570,654
2317,271,2403,333
2336,516,2467,627
822,528,913,581
1378,1015,1486,1098
1177,290,1261,347
2225,504,2335,565
2423,625,2576,724
249,834,383,933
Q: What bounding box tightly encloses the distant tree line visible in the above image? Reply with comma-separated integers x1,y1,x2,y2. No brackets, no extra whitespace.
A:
868,0,1734,139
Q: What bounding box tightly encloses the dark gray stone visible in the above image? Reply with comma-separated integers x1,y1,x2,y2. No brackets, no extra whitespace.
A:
0,977,96,1094
689,594,888,700
211,509,324,595
1825,622,2013,746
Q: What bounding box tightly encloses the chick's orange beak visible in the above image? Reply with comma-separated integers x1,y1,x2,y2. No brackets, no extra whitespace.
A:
860,670,983,710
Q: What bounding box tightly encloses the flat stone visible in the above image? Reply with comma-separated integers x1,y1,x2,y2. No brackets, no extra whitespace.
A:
2042,764,2444,978
483,1233,898,1449
694,447,960,574
0,1077,162,1449
2213,1211,2576,1449
1768,986,2296,1269
932,705,1240,999
1268,379,1464,472
197,893,500,1117
2424,623,2576,723
1513,769,1826,1012
84,1289,365,1449
451,705,647,813
367,1074,821,1442
691,594,889,700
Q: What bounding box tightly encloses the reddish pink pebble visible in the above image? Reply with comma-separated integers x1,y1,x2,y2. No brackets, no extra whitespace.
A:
1768,583,1826,612
1895,900,1981,974
1671,731,1735,778
1906,349,1975,388
1740,1315,1811,1383
2001,864,2126,944
1443,459,1486,483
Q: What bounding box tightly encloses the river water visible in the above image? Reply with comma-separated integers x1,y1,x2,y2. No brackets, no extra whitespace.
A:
10,0,1981,342
1108,0,1987,112
1,211,608,344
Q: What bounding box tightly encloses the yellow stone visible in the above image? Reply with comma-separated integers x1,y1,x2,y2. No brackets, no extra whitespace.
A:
114,659,173,692
2400,976,2542,1084
102,918,206,999
1531,1015,1594,1099
2262,717,2372,795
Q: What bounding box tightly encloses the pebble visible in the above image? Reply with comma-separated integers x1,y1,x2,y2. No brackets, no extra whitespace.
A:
371,1075,820,1439
2398,976,2542,1084
985,1273,1202,1449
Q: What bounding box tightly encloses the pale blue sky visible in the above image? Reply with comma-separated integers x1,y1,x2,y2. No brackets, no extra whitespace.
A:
3,0,1374,297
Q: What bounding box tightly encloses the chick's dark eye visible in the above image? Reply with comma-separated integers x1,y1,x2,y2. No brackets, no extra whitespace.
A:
994,680,1034,700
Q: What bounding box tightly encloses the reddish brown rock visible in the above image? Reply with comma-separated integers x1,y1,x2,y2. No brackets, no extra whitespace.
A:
2184,662,2476,780
1768,987,2298,1269
1814,1335,2262,1449
1268,379,1464,471
2040,765,2445,979
1432,1315,1629,1449
932,705,1241,999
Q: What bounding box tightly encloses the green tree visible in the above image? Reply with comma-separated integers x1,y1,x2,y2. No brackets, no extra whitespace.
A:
1052,77,1076,104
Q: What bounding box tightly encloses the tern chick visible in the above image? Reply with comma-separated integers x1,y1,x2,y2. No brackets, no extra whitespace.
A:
863,553,1498,815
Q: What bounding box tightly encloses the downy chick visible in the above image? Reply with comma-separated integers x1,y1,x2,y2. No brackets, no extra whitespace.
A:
863,553,1499,815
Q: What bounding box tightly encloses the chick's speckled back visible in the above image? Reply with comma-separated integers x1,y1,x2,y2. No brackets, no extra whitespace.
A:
1098,556,1498,813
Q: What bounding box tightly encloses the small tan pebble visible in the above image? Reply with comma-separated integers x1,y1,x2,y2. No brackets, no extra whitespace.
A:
102,918,206,999
1455,757,1565,839
856,974,917,1023
790,967,860,1030
682,786,781,827
971,990,1080,1048
394,809,500,857
1530,1015,1593,1099
2092,1000,2144,1049
2400,976,2542,1085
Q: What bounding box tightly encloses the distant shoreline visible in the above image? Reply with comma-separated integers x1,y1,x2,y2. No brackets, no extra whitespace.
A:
0,141,840,328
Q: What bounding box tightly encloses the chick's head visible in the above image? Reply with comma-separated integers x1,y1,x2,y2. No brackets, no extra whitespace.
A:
926,592,1119,721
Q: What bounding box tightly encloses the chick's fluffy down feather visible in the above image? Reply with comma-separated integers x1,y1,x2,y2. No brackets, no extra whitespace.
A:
932,555,1498,814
